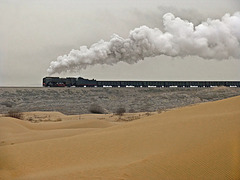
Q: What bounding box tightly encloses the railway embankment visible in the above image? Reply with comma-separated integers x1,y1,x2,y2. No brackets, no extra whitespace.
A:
0,87,240,115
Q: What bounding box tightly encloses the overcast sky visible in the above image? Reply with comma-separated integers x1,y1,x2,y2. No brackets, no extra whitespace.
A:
0,0,239,86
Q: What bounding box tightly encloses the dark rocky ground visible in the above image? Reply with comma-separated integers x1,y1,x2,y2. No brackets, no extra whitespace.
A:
0,87,240,115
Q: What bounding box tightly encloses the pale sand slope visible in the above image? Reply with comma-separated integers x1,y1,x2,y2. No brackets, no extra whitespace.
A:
0,112,116,146
0,96,240,180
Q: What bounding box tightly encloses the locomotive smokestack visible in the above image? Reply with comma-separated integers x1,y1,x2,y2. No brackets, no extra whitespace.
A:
47,12,240,75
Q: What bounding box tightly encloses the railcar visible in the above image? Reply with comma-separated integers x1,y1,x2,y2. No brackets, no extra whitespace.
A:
42,77,240,87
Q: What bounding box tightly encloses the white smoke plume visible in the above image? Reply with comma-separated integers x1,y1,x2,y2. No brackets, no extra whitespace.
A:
47,12,240,75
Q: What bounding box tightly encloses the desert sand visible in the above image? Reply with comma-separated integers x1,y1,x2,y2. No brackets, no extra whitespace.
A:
0,96,240,180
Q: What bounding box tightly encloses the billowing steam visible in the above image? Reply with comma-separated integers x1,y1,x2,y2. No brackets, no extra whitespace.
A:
48,12,240,74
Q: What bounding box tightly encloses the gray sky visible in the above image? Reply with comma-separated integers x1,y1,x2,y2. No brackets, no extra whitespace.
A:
0,0,239,86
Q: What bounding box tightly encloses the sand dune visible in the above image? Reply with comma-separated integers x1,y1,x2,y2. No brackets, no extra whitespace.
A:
0,96,240,179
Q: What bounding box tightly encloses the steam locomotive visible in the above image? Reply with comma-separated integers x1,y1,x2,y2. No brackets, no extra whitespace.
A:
42,77,240,87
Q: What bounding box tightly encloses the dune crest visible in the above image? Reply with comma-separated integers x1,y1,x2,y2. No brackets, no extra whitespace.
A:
0,96,240,179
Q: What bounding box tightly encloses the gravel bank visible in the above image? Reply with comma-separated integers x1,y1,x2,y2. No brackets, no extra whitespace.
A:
1,87,240,115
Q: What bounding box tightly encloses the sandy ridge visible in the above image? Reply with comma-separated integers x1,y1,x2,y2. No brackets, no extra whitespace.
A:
0,96,240,179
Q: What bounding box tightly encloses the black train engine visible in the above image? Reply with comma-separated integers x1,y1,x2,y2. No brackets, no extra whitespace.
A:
43,77,97,87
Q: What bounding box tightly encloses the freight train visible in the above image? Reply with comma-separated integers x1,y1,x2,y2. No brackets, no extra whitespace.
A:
42,77,240,87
